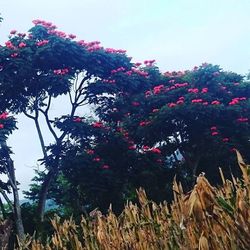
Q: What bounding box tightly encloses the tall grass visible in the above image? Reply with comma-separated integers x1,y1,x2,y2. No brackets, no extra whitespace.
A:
18,150,250,249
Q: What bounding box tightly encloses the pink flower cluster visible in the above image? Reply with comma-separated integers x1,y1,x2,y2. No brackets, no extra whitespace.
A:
128,145,136,150
131,68,148,77
188,88,199,93
102,165,110,169
164,71,185,77
237,117,248,123
87,44,103,52
18,42,26,48
168,103,176,108
150,148,161,154
86,149,94,155
5,41,15,49
68,34,76,39
143,145,150,150
229,97,247,105
73,117,82,122
211,100,220,105
102,79,116,84
0,124,4,129
153,84,164,94
36,40,49,46
111,67,126,74
210,126,219,136
176,96,184,105
132,101,140,106
48,30,67,38
53,68,69,75
0,112,8,119
174,82,189,88
10,30,17,35
152,108,159,113
105,48,126,54
32,19,57,29
144,60,155,66
10,53,18,58
201,88,208,93
92,122,104,128
77,40,87,46
139,121,151,126
191,99,203,103
134,62,142,67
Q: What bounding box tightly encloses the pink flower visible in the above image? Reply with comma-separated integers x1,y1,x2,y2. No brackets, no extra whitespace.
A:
10,53,18,58
132,102,140,106
168,103,176,108
150,148,161,154
5,41,15,49
128,145,136,150
102,165,110,169
92,122,104,128
53,68,69,75
0,124,4,129
237,117,248,123
134,62,142,67
222,138,229,142
143,146,150,150
73,117,82,122
152,109,159,113
211,132,219,136
86,149,94,155
36,40,49,46
201,88,208,93
203,102,208,105
10,30,17,35
191,99,203,103
139,121,150,127
153,85,164,94
188,88,199,93
0,112,8,119
211,100,220,105
93,157,101,162
18,42,26,48
176,100,184,105
210,126,217,130
239,97,247,101
68,34,76,39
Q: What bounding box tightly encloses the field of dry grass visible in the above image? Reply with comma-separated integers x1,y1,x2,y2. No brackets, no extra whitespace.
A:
18,150,250,249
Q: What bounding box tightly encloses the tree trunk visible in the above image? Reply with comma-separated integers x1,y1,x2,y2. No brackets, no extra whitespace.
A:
37,167,58,222
1,142,25,241
12,185,25,241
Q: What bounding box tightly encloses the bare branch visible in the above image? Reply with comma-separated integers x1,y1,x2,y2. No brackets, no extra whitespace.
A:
23,111,36,120
38,108,59,142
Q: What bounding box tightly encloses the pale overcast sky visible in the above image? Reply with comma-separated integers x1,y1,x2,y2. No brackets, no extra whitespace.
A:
1,0,250,198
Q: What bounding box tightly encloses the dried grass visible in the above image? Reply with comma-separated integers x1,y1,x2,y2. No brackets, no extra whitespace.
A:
18,151,250,249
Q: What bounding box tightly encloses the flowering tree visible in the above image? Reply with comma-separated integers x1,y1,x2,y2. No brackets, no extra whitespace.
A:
0,20,132,221
26,62,250,215
91,63,250,184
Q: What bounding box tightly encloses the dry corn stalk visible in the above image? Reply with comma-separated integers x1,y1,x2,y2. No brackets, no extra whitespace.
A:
17,151,250,250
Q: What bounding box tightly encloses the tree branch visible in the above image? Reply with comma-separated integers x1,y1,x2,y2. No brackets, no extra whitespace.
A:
38,108,59,142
